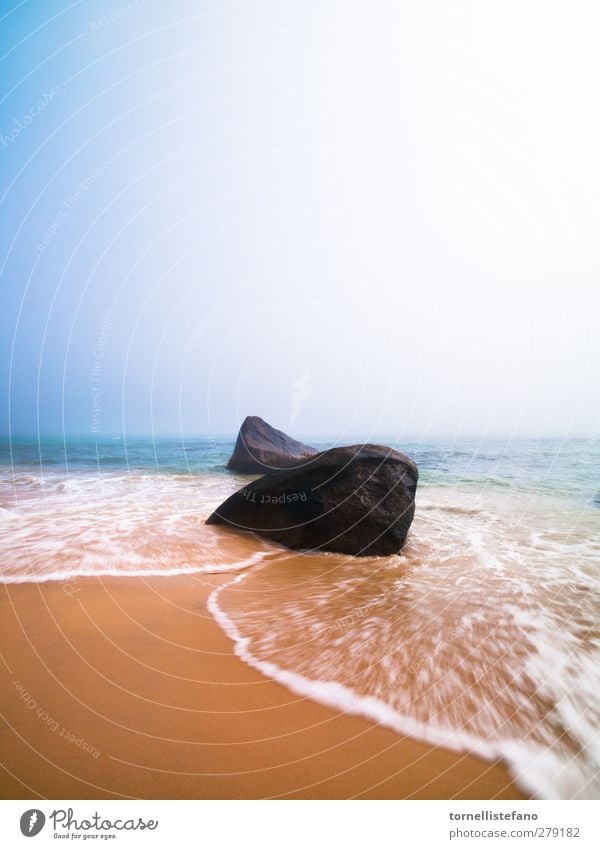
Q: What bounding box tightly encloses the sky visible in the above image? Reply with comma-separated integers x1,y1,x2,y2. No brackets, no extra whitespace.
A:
1,0,599,442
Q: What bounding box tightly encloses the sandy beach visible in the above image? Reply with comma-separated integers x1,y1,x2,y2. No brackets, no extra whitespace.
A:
0,577,524,800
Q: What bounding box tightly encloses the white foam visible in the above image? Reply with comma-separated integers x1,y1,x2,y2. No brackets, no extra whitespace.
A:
208,571,509,764
206,492,600,801
0,551,270,584
3,467,599,799
209,574,600,799
0,469,277,583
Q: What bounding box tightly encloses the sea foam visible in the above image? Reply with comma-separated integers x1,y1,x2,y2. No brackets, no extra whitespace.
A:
208,487,600,800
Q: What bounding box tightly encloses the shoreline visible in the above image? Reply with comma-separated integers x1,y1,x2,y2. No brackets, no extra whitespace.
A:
0,576,524,800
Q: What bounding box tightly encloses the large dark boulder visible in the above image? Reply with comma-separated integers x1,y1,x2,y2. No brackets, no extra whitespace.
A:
226,415,317,473
209,443,418,556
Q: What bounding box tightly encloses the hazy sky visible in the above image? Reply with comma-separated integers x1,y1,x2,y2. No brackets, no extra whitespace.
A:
1,1,599,441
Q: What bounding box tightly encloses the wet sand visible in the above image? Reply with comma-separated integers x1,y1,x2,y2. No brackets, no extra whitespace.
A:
0,577,524,799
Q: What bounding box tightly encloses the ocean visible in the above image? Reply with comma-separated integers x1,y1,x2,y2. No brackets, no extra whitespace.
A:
1,435,599,799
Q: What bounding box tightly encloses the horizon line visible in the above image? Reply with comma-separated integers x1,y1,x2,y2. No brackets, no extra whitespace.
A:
1,432,598,442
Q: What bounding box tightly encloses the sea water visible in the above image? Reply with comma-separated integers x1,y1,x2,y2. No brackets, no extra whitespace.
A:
1,435,599,798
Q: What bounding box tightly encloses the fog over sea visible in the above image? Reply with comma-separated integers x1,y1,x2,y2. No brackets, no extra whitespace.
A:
1,436,599,799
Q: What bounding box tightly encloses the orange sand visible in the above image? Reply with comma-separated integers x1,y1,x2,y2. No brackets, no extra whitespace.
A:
0,577,524,799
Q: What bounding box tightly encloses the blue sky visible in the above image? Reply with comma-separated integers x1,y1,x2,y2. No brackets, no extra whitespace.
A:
1,1,599,441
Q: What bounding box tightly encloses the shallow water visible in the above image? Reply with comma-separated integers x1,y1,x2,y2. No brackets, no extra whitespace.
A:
213,487,600,799
1,436,599,798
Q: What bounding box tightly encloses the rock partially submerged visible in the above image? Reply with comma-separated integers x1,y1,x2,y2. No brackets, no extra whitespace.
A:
226,415,317,473
209,443,418,556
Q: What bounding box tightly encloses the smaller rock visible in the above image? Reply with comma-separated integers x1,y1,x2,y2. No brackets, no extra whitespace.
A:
227,415,318,473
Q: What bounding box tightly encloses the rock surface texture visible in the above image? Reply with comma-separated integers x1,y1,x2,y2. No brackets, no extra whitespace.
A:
210,443,418,556
226,415,317,473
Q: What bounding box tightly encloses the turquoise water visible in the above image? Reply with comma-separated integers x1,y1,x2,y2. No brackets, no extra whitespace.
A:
2,435,599,503
1,435,599,799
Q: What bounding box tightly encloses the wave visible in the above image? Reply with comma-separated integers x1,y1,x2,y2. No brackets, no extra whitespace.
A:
2,463,599,799
208,569,498,752
418,502,482,516
210,590,600,799
0,468,279,584
208,569,571,799
207,494,600,801
0,551,271,584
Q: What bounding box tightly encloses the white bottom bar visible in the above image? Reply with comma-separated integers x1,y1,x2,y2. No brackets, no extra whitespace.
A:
0,800,598,848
